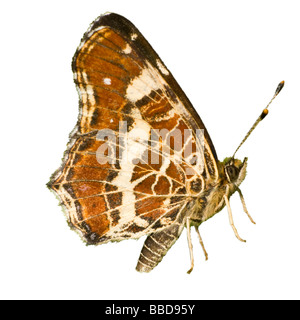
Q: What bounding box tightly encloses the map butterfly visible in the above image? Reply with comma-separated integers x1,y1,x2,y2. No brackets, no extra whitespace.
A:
48,13,284,273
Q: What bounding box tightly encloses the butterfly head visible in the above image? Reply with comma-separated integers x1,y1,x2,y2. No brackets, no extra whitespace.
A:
223,157,247,188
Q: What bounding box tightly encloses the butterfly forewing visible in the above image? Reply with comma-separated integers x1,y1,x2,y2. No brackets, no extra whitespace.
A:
49,13,219,269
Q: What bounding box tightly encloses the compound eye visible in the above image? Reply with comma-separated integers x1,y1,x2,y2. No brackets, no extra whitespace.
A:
226,165,239,182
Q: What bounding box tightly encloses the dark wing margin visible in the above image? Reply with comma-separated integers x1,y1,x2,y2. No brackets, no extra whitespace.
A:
73,12,218,162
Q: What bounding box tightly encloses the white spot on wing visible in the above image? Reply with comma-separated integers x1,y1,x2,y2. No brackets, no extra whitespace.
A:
131,33,138,40
82,72,88,83
126,61,160,102
156,59,169,75
103,77,111,85
86,85,96,105
123,43,132,54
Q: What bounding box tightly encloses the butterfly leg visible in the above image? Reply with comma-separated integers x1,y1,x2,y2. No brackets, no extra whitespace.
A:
237,187,256,224
186,217,194,274
224,195,246,242
195,226,208,260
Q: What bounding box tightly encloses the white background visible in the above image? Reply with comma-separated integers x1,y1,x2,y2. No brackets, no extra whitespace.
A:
1,0,299,300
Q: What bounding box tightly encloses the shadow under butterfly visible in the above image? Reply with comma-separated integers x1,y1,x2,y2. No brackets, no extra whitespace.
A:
47,12,284,273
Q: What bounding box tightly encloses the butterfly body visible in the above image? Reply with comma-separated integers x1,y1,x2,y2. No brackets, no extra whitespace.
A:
48,13,266,273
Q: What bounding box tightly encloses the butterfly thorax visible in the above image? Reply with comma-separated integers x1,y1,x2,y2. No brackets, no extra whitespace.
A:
190,157,248,225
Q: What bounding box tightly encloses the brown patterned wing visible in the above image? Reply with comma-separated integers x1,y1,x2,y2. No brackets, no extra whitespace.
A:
48,13,219,269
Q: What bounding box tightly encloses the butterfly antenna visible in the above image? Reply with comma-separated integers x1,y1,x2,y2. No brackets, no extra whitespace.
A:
232,81,284,158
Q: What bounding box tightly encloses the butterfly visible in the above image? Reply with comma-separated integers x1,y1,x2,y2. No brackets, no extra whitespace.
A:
47,13,284,273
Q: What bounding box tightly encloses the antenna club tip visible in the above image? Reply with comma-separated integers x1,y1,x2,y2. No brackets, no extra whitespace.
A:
275,80,285,95
232,81,283,157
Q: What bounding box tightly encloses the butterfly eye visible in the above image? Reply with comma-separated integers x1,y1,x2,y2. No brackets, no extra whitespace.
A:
226,165,239,182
